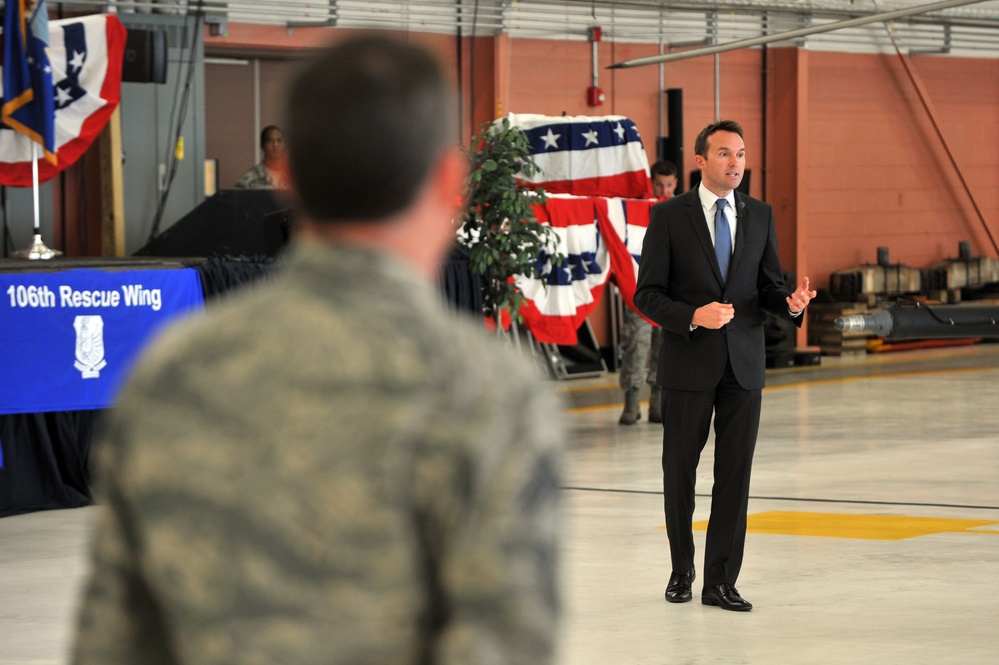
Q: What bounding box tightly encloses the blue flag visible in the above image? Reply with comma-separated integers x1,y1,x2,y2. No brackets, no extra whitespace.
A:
2,0,56,164
0,13,125,185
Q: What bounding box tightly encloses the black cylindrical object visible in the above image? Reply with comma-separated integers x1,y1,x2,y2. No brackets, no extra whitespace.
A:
665,88,684,193
834,303,999,340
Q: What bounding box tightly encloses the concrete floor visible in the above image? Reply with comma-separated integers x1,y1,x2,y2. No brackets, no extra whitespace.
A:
3,344,999,664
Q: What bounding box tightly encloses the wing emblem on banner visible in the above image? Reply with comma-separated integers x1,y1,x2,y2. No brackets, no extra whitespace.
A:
73,315,107,378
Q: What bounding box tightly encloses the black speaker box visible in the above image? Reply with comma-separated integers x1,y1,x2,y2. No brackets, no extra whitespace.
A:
661,88,684,193
135,190,292,258
123,29,168,84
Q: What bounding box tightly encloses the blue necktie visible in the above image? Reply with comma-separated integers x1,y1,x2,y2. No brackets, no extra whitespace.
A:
715,198,731,281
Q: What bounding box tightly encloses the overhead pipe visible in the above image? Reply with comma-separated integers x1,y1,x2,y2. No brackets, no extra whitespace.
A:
607,0,989,69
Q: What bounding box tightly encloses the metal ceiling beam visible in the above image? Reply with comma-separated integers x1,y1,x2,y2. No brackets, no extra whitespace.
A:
608,0,990,69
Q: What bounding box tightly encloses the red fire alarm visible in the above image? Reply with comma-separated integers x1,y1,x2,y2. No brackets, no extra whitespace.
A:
587,86,605,106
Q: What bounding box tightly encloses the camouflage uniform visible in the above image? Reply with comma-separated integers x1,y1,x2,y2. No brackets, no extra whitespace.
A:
619,306,660,393
233,162,274,189
618,307,661,424
72,239,565,665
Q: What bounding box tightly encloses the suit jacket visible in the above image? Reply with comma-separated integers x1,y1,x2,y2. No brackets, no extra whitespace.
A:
634,188,799,392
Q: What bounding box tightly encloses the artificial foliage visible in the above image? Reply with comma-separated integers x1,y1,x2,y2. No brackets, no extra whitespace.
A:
459,117,563,326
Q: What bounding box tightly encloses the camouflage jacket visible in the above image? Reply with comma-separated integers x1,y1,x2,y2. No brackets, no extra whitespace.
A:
233,162,274,189
72,239,565,665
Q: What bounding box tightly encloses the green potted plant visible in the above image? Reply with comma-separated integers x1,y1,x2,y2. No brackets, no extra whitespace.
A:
458,117,563,331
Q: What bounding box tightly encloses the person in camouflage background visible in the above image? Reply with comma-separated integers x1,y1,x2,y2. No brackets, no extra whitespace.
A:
618,160,677,425
233,125,289,189
618,307,661,425
72,34,565,665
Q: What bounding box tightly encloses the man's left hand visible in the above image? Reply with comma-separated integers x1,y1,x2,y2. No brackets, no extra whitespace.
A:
787,276,817,314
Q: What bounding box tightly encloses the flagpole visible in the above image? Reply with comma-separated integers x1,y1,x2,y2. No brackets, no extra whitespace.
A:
12,143,62,259
32,143,41,232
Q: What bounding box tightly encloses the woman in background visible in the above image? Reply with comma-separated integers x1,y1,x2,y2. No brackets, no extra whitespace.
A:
234,125,289,189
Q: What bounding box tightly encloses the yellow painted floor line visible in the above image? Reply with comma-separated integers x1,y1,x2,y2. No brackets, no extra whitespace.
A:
654,511,999,540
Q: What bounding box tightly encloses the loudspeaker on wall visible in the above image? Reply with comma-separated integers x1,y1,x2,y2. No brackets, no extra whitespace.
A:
123,29,168,84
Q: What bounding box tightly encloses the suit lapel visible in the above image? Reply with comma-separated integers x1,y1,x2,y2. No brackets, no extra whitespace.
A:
729,192,750,280
683,190,725,285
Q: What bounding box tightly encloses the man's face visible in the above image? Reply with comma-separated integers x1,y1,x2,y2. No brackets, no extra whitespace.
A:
652,174,677,199
694,130,745,197
263,129,285,162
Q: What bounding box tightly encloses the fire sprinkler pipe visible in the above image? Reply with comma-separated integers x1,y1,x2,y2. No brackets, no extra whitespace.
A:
592,28,599,88
587,26,605,106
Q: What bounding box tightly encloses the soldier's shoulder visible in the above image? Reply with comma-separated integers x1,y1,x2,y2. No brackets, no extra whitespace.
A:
438,313,539,381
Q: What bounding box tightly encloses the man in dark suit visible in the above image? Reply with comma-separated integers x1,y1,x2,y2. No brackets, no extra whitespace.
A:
635,120,815,612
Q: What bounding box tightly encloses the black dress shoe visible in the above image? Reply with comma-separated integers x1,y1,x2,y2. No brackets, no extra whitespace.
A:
665,570,696,603
701,584,753,611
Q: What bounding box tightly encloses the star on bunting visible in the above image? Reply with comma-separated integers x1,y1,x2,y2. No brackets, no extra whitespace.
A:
541,128,560,149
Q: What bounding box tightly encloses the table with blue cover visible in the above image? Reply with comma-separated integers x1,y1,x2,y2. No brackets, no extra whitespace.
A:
0,256,274,517
0,251,478,518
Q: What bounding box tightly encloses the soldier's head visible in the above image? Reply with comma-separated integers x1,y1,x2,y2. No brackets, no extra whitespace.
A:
650,160,677,199
259,125,284,163
284,34,459,223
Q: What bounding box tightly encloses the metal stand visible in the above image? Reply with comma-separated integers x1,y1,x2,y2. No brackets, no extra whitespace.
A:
12,233,62,259
506,319,554,380
11,144,62,260
540,320,608,380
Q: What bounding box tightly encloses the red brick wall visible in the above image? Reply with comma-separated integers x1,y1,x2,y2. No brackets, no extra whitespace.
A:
802,51,999,288
202,26,999,347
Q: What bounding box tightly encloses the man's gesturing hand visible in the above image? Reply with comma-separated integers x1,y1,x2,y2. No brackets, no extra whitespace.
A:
786,277,817,314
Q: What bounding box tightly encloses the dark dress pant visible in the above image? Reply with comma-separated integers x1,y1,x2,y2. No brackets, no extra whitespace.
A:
660,358,762,589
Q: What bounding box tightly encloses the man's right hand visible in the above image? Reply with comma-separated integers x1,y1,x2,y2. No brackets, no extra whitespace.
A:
691,302,735,329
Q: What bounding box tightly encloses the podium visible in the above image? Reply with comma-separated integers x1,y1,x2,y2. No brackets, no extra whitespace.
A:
136,189,291,258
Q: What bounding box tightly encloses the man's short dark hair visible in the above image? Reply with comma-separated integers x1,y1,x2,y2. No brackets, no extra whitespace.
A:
284,34,456,222
693,120,744,157
650,160,677,178
259,125,282,149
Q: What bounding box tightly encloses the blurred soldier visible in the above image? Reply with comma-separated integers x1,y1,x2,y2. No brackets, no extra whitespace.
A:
618,160,677,425
72,34,564,665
